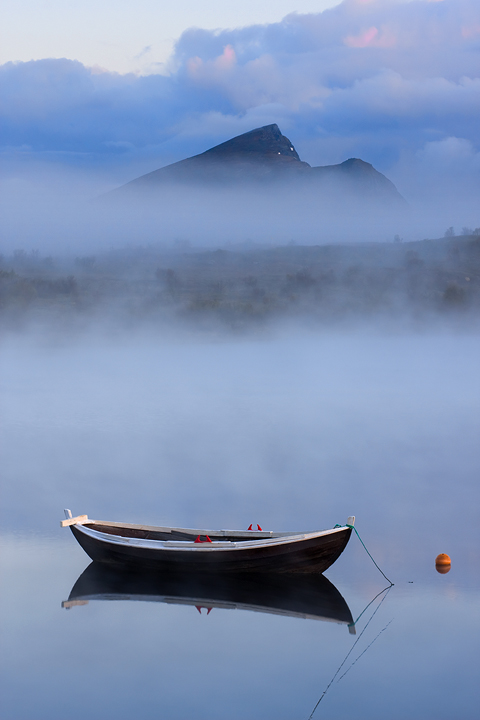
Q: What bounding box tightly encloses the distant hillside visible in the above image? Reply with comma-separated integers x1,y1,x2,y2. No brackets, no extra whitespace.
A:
2,235,479,333
115,124,405,205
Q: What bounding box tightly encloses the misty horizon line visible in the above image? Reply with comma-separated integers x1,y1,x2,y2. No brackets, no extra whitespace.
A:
2,232,479,338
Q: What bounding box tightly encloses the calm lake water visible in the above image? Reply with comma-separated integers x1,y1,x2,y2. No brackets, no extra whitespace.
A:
1,329,479,719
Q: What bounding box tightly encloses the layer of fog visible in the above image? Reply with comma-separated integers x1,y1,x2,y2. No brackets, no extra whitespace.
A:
1,159,479,254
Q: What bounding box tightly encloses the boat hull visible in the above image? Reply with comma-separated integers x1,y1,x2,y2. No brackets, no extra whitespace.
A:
71,524,352,574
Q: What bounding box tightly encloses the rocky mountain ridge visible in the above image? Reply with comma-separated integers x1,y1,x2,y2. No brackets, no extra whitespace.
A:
117,124,405,204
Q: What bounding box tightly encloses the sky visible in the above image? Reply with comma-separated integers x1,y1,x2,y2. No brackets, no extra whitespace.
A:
0,0,341,75
1,0,479,215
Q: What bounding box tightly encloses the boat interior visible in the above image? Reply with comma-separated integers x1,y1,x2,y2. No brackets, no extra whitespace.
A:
86,521,291,543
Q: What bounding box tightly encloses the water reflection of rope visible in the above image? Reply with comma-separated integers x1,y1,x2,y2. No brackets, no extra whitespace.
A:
306,586,393,720
336,619,394,682
349,583,392,630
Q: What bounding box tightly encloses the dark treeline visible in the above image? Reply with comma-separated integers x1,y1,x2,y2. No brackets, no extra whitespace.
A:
1,233,480,332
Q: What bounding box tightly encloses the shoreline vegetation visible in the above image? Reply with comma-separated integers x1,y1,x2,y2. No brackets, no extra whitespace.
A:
1,233,479,334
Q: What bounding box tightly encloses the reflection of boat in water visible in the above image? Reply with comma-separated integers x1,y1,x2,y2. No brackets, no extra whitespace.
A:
61,511,355,574
63,562,355,630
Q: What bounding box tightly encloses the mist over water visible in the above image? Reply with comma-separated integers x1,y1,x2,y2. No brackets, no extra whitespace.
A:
2,329,479,558
1,153,479,253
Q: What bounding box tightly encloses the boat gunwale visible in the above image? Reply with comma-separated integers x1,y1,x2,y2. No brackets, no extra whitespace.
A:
74,523,349,553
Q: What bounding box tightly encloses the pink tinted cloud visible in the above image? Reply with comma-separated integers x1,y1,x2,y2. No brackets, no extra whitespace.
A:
187,45,236,80
461,24,480,38
187,56,203,75
344,25,396,48
344,26,378,47
216,45,236,69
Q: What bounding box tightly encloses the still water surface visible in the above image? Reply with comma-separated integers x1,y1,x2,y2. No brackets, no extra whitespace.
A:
1,331,479,719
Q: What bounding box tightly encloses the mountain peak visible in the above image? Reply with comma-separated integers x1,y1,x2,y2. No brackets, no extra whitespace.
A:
199,124,302,163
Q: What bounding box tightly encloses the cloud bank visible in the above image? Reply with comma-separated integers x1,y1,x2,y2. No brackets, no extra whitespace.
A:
0,0,479,220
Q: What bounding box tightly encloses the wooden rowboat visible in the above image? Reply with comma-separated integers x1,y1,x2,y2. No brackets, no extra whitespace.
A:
63,562,355,630
61,511,355,574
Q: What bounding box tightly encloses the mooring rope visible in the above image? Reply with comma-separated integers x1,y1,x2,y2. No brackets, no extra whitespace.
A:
335,523,394,586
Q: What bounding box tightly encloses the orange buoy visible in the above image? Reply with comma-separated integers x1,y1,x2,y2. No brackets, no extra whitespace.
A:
435,553,451,573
